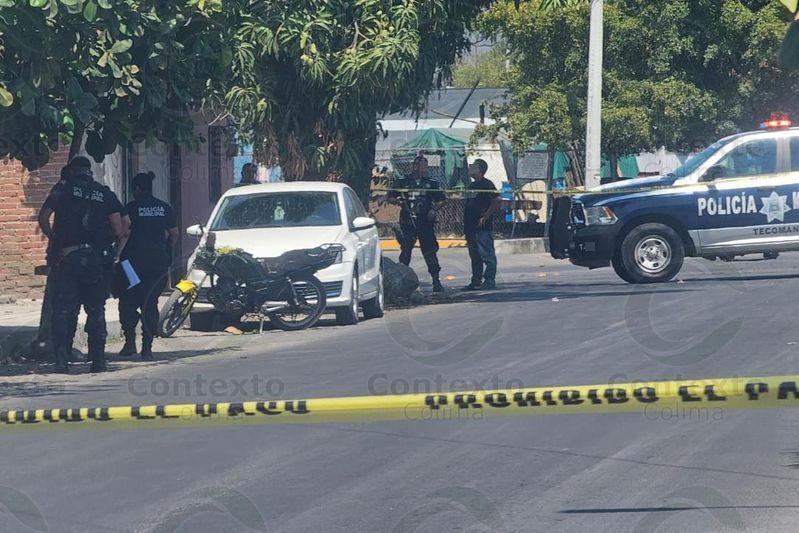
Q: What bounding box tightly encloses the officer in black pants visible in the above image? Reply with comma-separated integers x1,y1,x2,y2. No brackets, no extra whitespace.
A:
389,156,446,292
118,172,178,359
38,157,124,373
45,164,127,359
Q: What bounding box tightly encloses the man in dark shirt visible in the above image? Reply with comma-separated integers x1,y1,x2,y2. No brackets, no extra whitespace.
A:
118,172,178,359
38,157,124,373
463,159,501,290
238,162,258,186
388,156,446,291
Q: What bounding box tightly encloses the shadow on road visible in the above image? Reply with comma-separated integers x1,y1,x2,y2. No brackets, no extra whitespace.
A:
431,281,692,305
0,346,239,379
559,505,799,514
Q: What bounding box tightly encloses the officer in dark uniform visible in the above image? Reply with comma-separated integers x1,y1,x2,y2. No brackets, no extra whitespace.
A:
43,164,127,360
38,157,124,373
389,155,446,291
118,172,178,359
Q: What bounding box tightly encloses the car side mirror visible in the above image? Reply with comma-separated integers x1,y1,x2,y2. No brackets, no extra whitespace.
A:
186,224,203,237
352,216,376,230
701,165,725,182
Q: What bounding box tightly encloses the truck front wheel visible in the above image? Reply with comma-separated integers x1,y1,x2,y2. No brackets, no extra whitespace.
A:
615,223,684,284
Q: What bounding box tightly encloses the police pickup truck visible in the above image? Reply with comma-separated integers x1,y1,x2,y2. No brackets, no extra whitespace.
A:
549,119,799,283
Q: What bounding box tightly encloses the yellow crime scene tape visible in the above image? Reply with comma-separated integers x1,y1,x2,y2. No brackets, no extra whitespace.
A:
3,374,799,431
370,172,799,198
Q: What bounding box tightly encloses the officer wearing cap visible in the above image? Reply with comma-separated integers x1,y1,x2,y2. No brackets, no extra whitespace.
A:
118,172,178,359
388,155,446,291
38,156,124,373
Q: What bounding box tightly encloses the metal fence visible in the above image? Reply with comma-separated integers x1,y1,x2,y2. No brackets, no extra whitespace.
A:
369,147,552,239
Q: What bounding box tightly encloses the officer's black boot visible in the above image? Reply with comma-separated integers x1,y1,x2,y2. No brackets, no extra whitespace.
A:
53,346,70,374
118,332,137,357
432,277,443,293
140,337,153,361
88,339,107,373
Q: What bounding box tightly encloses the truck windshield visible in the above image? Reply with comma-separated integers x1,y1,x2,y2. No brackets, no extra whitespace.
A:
668,137,736,178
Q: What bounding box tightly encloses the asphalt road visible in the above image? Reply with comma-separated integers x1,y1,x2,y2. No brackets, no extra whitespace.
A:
3,249,799,532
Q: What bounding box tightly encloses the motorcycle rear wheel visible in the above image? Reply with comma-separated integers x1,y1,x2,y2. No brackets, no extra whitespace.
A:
268,275,327,331
158,288,197,338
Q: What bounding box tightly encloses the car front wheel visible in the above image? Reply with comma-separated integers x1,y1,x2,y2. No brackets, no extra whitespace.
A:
616,223,684,284
361,263,385,320
335,268,360,325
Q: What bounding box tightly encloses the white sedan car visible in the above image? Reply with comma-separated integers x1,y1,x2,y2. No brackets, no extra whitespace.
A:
184,182,384,328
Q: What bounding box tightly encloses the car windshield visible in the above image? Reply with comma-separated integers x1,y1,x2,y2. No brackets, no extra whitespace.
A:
667,137,737,178
210,191,341,230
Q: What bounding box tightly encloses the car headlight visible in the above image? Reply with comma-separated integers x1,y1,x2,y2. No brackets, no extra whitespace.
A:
584,206,618,225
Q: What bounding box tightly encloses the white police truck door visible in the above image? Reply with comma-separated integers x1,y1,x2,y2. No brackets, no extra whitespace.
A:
694,135,795,253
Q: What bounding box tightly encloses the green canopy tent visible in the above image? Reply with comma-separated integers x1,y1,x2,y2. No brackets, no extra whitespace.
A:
396,128,468,188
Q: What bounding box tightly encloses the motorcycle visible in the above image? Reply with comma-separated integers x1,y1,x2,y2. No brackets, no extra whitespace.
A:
157,228,343,337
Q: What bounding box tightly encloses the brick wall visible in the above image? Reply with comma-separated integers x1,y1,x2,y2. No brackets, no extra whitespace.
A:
0,149,70,298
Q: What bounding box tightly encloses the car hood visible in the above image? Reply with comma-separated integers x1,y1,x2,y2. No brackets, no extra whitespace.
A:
576,175,676,206
208,226,347,258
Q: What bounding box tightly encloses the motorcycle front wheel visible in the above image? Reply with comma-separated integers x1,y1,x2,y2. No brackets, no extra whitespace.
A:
268,275,327,331
158,288,197,338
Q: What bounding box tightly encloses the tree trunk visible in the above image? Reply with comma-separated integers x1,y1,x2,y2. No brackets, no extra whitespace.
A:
349,136,376,206
609,153,619,183
69,125,84,159
32,126,84,359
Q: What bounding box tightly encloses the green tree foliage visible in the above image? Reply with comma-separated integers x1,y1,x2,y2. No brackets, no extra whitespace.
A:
0,0,229,169
224,0,490,192
477,0,799,176
451,45,509,88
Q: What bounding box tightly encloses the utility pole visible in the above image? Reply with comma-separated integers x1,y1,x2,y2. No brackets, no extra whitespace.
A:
584,0,603,190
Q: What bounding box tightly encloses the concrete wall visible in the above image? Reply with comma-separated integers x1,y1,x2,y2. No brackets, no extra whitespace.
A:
90,146,127,200
176,121,234,266
132,142,171,203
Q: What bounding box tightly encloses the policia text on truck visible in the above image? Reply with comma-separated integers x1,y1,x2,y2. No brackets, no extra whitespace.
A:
549,118,799,283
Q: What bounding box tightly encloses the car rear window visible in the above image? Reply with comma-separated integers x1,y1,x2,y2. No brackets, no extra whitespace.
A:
210,192,341,230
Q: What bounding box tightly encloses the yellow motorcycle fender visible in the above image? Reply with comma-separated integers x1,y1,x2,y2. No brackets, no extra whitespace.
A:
175,280,198,294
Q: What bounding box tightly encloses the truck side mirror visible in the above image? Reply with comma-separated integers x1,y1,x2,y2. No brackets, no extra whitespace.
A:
701,165,725,182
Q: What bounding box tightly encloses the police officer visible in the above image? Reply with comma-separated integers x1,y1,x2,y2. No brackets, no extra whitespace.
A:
44,164,127,360
389,155,446,292
38,157,124,373
118,172,178,359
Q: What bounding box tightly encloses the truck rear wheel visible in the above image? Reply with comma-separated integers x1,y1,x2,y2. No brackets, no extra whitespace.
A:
616,223,684,284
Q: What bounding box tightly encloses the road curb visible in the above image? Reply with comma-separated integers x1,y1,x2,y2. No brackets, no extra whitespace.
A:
380,238,548,255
